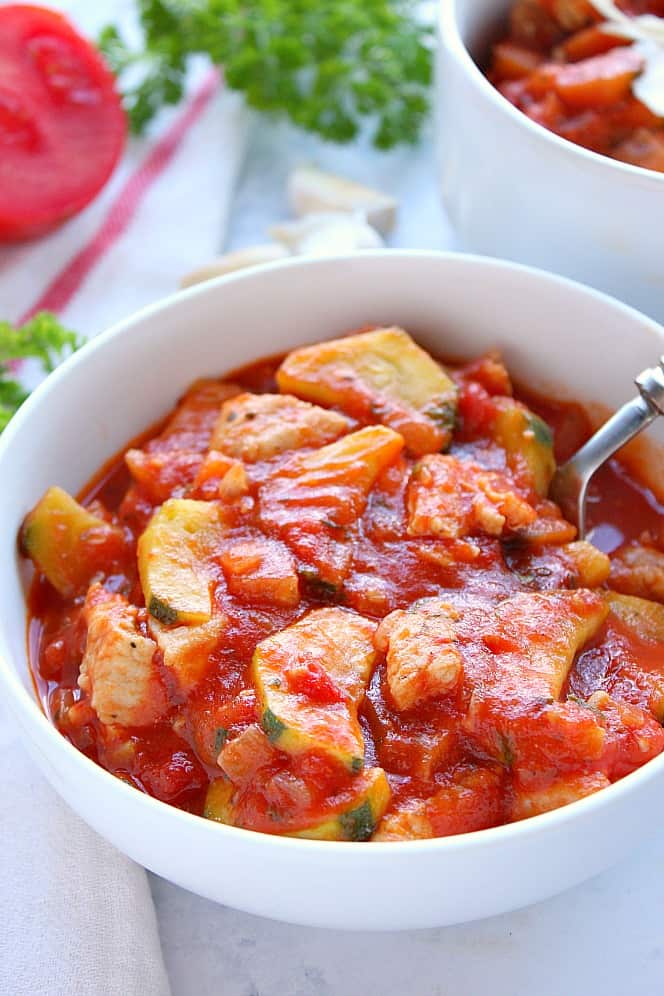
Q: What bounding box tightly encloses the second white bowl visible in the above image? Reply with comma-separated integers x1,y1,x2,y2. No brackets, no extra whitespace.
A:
436,0,664,324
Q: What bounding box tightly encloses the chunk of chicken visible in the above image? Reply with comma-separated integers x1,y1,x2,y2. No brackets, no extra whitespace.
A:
125,448,204,503
210,392,351,462
373,768,505,841
510,772,610,822
79,585,168,727
407,454,537,539
217,724,278,783
375,601,463,711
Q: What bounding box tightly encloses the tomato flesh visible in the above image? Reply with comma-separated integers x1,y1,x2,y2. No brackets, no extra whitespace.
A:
0,5,126,241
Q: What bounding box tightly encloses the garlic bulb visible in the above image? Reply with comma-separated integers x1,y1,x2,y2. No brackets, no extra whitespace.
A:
269,213,384,256
288,166,397,235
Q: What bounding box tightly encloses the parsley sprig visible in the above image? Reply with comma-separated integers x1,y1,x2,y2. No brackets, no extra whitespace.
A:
0,313,82,432
100,0,433,148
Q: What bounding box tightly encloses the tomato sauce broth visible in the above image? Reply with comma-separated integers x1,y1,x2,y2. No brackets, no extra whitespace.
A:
27,350,664,829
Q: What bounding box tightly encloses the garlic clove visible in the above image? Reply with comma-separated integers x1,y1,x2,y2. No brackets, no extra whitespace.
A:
269,214,383,256
269,213,348,249
180,244,290,289
287,166,397,235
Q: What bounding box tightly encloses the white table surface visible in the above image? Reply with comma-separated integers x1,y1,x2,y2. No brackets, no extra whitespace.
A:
150,116,664,995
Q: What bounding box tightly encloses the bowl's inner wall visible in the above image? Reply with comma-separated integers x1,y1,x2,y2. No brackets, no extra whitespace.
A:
452,0,512,63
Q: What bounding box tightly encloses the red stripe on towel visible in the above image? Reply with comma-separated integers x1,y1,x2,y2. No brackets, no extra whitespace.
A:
19,68,221,325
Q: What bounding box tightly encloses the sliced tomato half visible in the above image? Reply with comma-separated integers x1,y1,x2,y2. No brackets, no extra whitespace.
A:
0,5,127,241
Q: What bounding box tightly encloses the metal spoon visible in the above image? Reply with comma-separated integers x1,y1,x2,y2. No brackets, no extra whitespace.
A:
550,357,664,539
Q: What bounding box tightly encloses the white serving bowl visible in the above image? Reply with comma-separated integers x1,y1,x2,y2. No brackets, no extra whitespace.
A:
2,252,664,930
437,0,664,324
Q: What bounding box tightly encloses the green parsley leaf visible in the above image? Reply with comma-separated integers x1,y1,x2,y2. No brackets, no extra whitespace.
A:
339,800,375,841
214,727,229,753
0,313,82,433
100,0,433,148
148,596,179,625
261,708,286,744
528,414,554,448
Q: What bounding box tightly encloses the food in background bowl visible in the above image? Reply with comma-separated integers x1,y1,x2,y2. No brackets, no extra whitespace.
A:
21,324,664,841
487,0,664,172
437,1,664,323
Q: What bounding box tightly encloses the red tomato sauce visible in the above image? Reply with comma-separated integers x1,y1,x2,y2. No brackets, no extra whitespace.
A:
25,346,664,838
487,1,664,173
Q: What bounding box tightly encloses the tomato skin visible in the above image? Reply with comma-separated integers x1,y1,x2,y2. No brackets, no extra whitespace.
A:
285,661,345,704
0,5,126,241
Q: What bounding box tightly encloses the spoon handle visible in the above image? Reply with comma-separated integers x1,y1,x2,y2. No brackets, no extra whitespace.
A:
551,357,664,538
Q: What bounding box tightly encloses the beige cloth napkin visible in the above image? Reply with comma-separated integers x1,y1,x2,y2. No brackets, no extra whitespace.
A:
0,709,171,996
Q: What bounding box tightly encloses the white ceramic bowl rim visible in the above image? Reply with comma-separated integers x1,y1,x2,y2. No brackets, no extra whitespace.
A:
439,0,664,189
3,249,664,861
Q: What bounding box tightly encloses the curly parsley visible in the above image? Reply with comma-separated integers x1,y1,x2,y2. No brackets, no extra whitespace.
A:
0,313,82,432
100,0,433,148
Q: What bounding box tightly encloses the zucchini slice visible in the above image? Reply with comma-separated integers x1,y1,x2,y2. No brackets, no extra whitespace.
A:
288,768,391,841
203,767,391,841
138,498,224,625
149,613,226,692
251,607,378,770
491,398,556,497
21,486,124,597
203,778,235,823
276,327,458,456
606,592,664,641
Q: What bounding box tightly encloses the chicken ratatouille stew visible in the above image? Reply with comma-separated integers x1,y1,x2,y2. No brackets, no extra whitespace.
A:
488,1,664,173
21,327,664,841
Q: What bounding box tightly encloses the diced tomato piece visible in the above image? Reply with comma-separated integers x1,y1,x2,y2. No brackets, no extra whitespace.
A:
551,48,644,111
427,768,506,837
614,128,664,172
561,26,631,62
139,747,208,802
492,42,543,81
285,661,346,705
457,381,499,438
0,5,126,241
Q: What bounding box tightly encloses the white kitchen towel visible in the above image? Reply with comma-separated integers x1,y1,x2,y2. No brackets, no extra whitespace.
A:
0,4,249,993
0,707,172,996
